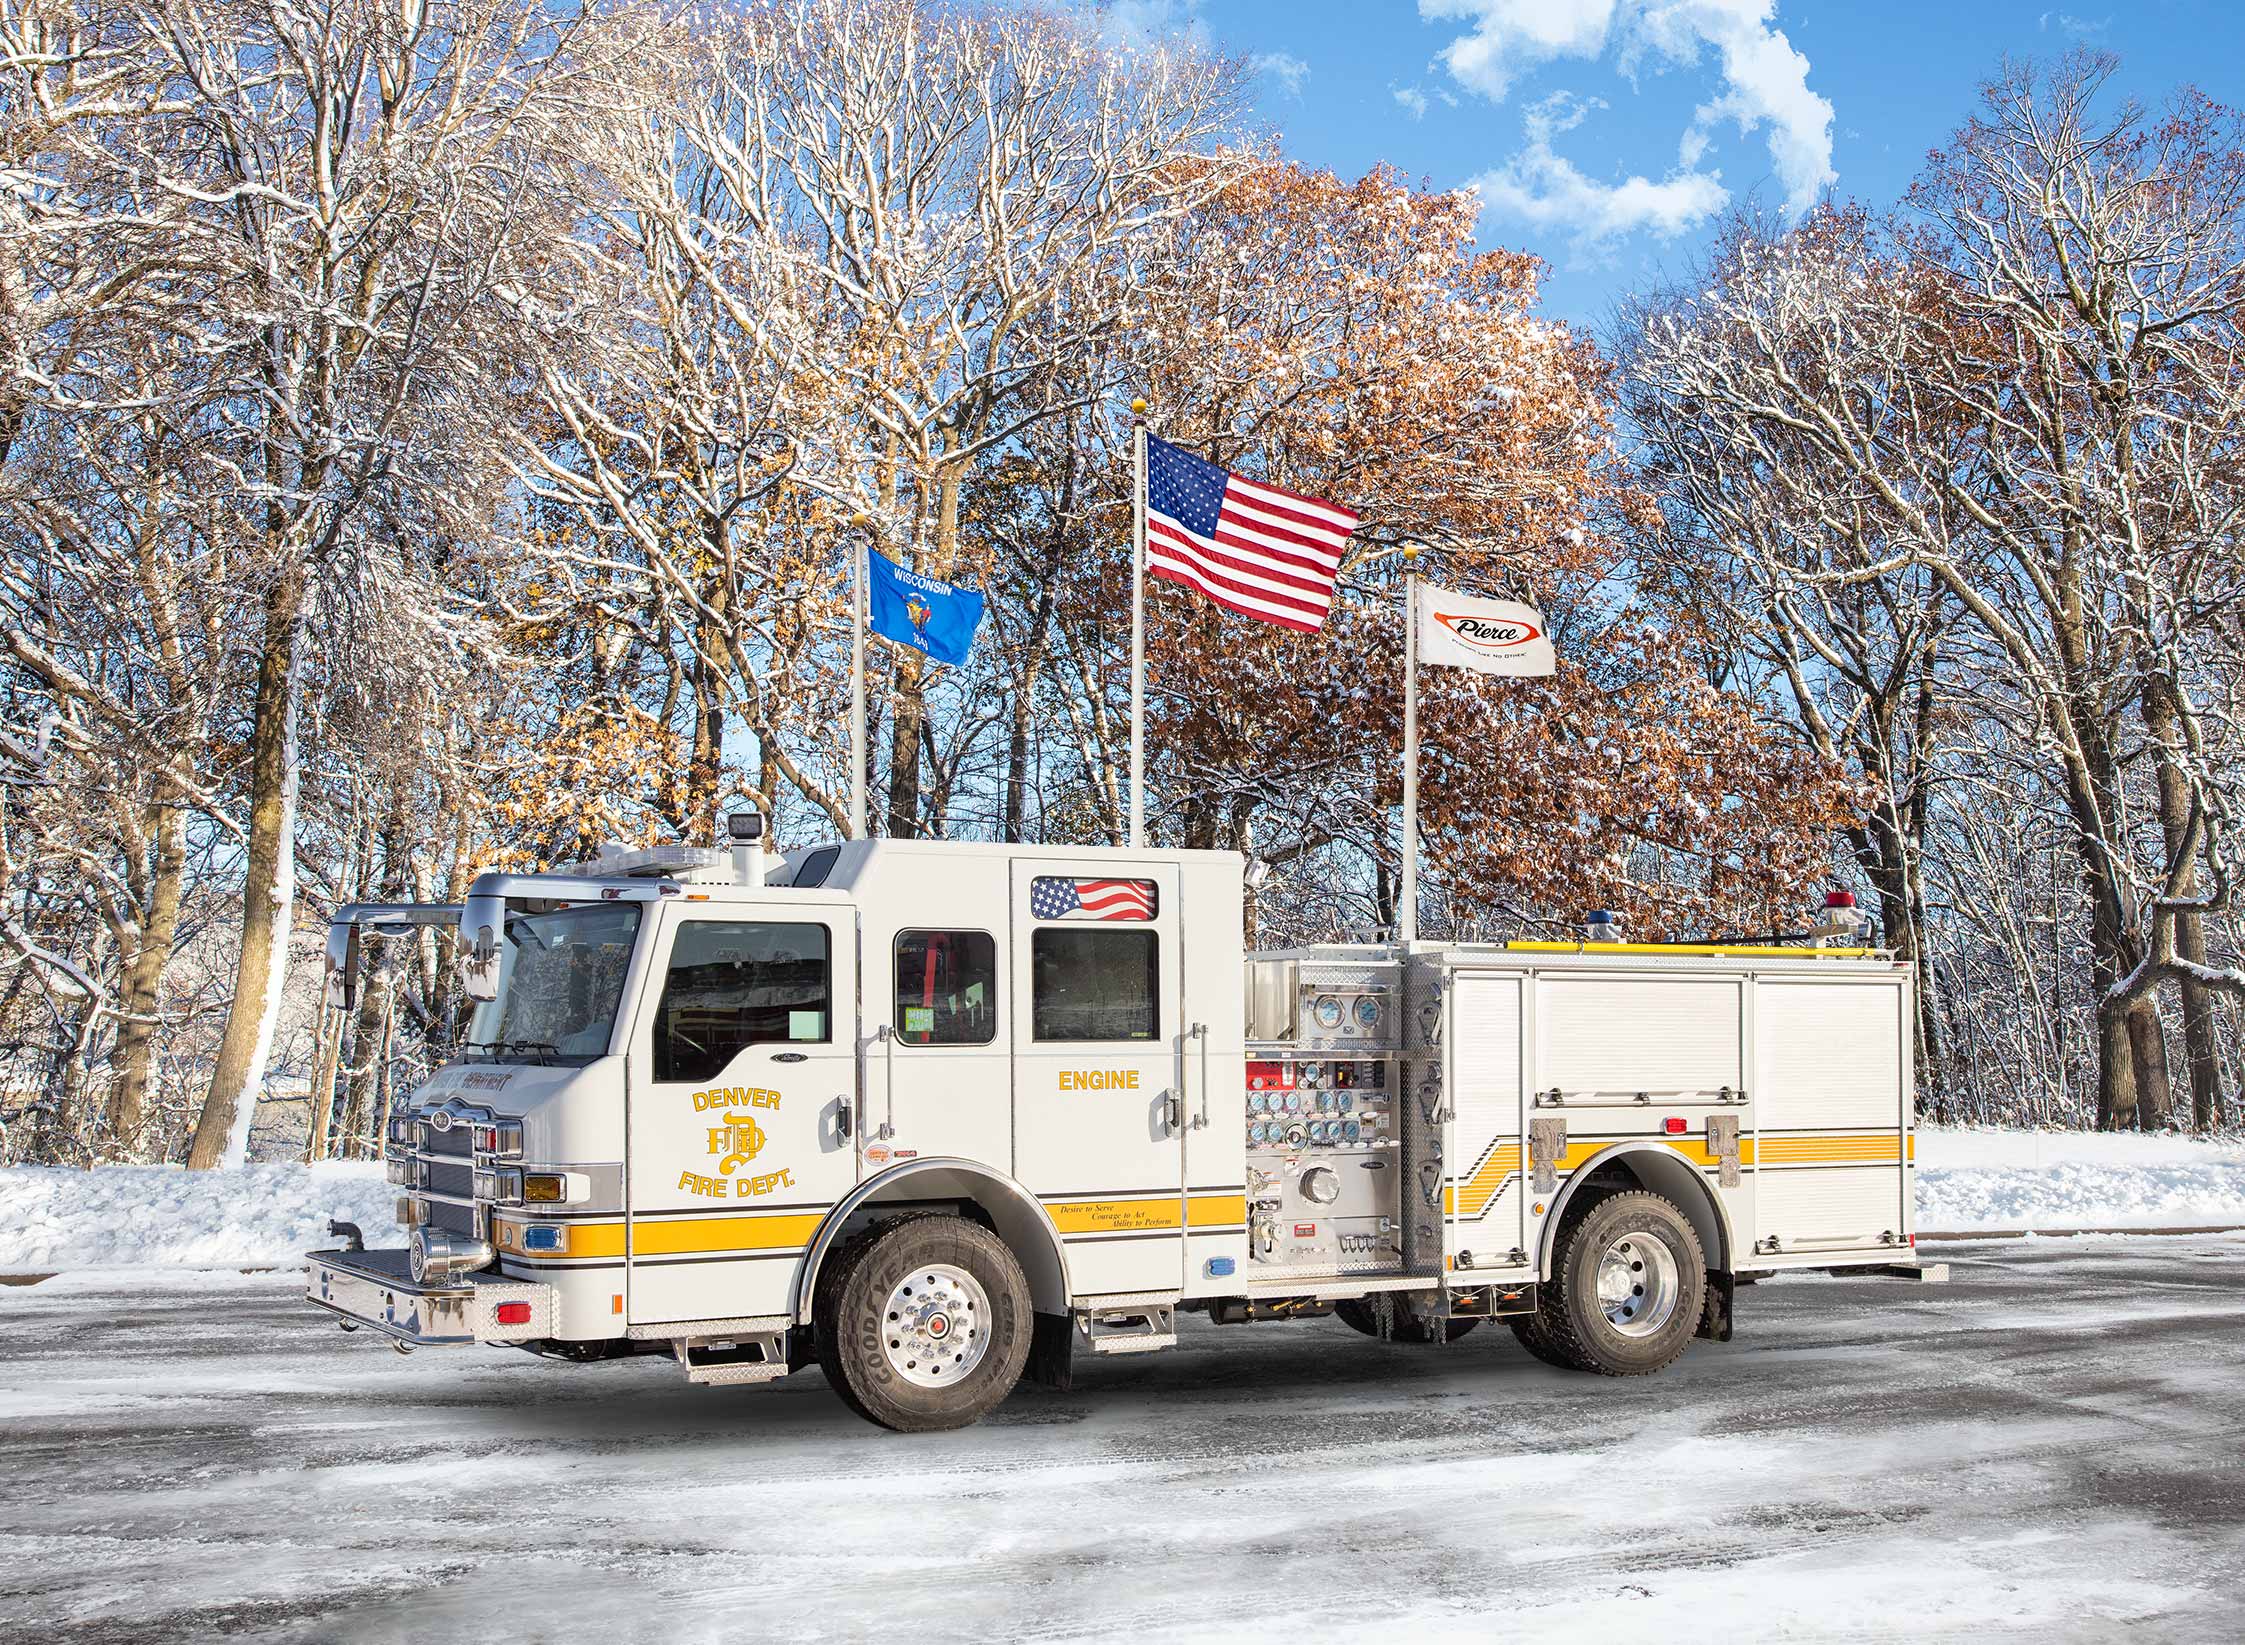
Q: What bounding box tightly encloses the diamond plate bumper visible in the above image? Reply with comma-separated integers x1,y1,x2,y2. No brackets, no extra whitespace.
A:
306,1247,556,1346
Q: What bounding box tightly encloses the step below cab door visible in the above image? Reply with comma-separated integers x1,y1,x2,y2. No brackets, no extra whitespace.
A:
1010,861,1186,1298
626,898,858,1325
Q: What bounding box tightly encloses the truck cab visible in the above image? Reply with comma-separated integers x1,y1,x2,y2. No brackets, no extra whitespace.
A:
311,830,1252,1426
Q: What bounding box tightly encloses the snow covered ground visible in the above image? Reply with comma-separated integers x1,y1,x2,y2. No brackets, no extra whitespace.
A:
2,1240,2241,1643
1916,1127,2245,1231
0,1161,390,1271
4,1129,2245,1274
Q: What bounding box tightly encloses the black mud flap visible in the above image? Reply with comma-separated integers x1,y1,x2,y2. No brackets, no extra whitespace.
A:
1024,1311,1074,1391
1697,1269,1735,1342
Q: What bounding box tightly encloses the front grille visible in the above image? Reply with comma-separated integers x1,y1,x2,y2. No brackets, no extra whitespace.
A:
425,1161,476,1199
424,1199,479,1236
422,1127,475,1159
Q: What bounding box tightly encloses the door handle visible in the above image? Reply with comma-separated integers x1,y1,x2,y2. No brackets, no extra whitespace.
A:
1161,1092,1183,1135
836,1099,853,1142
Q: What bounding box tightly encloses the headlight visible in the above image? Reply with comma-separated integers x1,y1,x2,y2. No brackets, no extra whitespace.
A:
472,1166,523,1204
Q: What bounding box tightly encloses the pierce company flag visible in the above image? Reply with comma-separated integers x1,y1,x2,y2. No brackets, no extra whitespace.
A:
1415,582,1556,677
1144,434,1357,633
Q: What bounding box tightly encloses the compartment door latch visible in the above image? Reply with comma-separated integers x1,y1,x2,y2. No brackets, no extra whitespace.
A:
1528,1117,1567,1196
1708,1113,1742,1189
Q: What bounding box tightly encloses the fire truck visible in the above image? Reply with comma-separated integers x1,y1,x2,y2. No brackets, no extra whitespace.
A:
308,819,1941,1432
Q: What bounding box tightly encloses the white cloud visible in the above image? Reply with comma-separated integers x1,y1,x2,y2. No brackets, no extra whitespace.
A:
1424,0,1835,225
1466,90,1728,248
1252,51,1311,98
1394,84,1431,120
2041,11,2110,37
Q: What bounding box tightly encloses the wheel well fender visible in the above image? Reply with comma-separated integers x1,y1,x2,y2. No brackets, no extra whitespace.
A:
791,1157,1071,1322
1536,1141,1734,1276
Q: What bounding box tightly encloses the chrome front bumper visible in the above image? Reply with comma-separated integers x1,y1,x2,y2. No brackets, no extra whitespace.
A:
306,1247,556,1347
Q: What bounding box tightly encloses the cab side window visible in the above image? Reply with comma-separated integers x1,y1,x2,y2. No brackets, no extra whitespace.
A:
895,930,998,1045
1031,929,1159,1042
653,920,830,1083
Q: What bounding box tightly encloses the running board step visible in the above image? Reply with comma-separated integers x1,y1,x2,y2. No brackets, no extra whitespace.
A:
673,1331,790,1385
1076,1302,1177,1356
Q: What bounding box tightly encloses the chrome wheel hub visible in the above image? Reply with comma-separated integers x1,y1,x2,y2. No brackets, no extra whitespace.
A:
881,1264,991,1388
1595,1229,1680,1338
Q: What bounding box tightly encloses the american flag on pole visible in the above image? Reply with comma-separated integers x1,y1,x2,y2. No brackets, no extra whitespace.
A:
1143,434,1358,633
1030,876,1157,922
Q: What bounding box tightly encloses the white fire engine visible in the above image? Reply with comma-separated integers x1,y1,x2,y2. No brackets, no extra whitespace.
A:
309,819,1941,1432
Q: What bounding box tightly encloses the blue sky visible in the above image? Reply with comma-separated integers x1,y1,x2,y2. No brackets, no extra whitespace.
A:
1108,1,2245,333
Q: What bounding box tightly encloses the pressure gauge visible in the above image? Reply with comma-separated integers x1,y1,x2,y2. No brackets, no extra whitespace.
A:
1337,1092,1353,1112
1297,1062,1322,1088
1312,994,1344,1030
1344,1120,1362,1144
1248,1092,1265,1114
1353,995,1382,1031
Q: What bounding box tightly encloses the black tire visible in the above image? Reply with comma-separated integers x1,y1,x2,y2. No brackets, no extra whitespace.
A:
817,1214,1032,1432
1530,1188,1705,1376
1334,1296,1482,1343
1506,1310,1578,1369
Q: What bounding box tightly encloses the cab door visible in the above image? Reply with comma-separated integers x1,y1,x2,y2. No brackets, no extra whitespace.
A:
1010,861,1186,1297
626,899,857,1325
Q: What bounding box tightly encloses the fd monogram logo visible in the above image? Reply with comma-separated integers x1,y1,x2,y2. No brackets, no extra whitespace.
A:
707,1115,767,1175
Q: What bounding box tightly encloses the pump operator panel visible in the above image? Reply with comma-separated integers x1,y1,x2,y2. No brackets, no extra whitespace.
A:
1243,977,1405,1277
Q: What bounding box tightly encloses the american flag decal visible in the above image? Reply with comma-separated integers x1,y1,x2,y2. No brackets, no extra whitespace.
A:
1144,433,1357,633
1030,876,1156,922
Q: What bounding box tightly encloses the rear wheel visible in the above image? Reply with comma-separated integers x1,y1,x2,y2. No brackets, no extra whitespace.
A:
1334,1296,1481,1343
816,1215,1032,1432
1529,1189,1705,1376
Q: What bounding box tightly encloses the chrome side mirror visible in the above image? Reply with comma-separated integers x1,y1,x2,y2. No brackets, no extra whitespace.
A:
459,893,505,1002
323,922,362,1011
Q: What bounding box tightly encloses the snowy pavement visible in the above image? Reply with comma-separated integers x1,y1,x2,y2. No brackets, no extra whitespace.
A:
4,1240,2243,1643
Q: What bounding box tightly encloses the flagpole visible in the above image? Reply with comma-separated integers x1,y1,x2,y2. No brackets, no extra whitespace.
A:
1128,398,1148,849
848,512,868,841
1400,544,1420,947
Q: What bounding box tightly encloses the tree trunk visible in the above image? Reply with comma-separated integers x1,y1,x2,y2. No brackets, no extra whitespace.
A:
2143,672,2228,1130
2125,999,2174,1131
341,959,389,1159
303,1003,343,1164
885,647,926,838
108,798,186,1155
2094,992,2137,1131
186,568,308,1169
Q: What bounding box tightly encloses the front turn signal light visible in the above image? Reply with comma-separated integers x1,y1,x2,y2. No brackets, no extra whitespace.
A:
522,1173,568,1203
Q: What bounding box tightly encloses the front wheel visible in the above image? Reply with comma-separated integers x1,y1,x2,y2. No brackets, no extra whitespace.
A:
1530,1189,1705,1376
815,1215,1032,1432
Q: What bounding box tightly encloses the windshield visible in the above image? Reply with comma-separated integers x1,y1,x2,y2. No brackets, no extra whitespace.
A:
465,903,643,1064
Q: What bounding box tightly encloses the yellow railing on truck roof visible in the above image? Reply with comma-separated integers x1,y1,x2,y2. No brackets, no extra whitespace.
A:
1501,940,1884,960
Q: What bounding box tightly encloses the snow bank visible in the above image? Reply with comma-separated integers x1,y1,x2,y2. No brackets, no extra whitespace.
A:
5,1130,2245,1271
0,1162,391,1271
1916,1126,2245,1232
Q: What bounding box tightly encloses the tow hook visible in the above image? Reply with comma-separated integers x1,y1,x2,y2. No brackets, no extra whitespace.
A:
391,1341,415,1356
